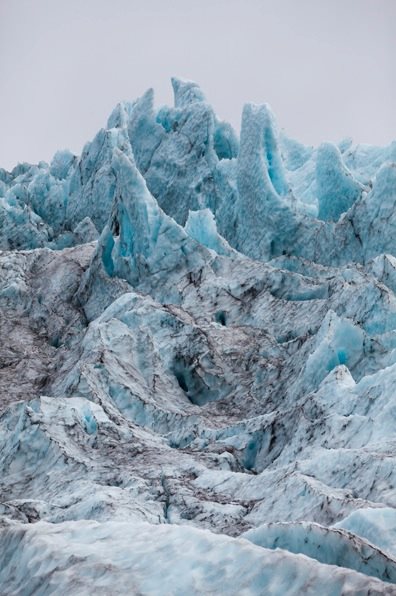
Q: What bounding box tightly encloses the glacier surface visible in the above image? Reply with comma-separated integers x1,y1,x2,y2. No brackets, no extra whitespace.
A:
1,78,396,594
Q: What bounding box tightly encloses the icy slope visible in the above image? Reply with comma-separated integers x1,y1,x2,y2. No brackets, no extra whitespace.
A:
2,519,396,596
243,521,396,584
1,78,396,594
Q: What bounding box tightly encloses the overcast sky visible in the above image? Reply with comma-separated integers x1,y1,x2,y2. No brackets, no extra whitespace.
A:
0,0,395,169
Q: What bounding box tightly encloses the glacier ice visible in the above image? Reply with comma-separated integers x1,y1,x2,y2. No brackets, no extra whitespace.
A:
2,519,395,595
316,142,366,221
243,521,396,584
1,78,396,594
334,508,396,557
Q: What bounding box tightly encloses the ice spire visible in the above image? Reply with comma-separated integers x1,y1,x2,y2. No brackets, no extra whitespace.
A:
171,77,206,108
316,142,364,221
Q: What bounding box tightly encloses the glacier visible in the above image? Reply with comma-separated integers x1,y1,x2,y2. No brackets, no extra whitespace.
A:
1,77,396,594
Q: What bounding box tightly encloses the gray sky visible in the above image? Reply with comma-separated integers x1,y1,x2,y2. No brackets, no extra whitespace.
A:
1,0,395,170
